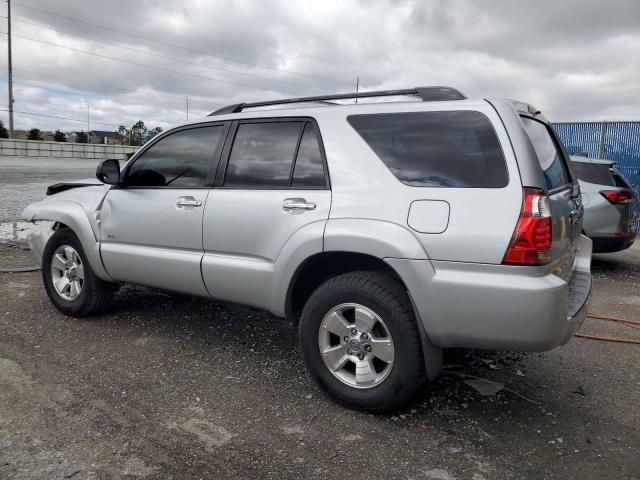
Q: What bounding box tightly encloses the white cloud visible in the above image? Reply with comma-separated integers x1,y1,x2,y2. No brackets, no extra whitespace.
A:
0,0,639,132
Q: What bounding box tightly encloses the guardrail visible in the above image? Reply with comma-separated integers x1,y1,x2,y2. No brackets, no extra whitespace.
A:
0,138,138,160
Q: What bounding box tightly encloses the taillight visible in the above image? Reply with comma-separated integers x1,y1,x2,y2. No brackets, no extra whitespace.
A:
600,190,634,204
502,187,552,266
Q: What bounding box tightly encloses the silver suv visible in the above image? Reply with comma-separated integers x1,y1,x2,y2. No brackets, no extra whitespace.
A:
569,155,637,252
22,87,592,412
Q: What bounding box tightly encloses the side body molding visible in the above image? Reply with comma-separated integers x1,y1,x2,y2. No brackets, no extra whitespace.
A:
22,199,112,281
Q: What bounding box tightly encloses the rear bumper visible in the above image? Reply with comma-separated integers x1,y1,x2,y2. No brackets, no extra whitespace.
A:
591,234,635,253
385,235,592,352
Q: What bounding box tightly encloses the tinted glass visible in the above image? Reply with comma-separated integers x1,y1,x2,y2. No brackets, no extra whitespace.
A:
521,117,570,190
612,171,633,189
570,161,616,186
348,111,508,188
225,122,303,187
292,123,325,187
126,126,223,187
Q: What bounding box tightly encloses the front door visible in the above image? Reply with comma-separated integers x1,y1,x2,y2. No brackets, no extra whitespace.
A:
100,124,227,295
202,119,331,309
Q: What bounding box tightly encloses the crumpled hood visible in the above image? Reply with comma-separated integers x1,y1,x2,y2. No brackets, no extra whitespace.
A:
21,183,111,231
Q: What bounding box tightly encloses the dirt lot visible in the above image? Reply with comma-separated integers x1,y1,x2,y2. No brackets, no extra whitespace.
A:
0,240,639,480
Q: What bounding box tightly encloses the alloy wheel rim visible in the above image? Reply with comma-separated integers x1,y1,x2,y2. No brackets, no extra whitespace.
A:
318,303,395,389
50,245,84,301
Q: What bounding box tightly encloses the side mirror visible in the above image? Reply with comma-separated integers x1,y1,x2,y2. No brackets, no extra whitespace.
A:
96,159,120,185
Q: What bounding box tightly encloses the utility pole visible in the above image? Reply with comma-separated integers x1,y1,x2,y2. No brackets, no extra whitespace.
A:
186,96,189,120
355,76,359,104
87,103,90,135
7,0,15,138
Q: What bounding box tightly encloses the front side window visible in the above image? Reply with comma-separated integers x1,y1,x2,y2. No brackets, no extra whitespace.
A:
521,117,570,190
125,126,224,187
348,111,508,188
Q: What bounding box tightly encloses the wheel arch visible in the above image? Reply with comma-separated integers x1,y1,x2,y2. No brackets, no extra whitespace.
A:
285,250,442,381
22,200,112,281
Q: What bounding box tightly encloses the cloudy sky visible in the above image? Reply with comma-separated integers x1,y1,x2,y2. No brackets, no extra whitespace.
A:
0,0,639,132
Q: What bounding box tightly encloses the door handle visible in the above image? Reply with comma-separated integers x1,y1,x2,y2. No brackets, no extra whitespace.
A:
282,198,316,212
176,197,203,208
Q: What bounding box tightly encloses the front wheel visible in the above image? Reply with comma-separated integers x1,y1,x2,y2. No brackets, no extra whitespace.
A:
42,228,117,316
299,271,425,413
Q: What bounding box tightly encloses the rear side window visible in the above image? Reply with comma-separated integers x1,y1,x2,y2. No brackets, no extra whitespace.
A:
570,161,616,186
224,121,327,188
521,117,570,190
126,126,224,187
347,111,508,188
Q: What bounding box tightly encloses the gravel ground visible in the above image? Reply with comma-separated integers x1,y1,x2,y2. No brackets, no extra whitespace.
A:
0,240,639,480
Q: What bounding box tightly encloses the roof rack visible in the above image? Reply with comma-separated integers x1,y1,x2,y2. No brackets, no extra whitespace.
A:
208,86,466,116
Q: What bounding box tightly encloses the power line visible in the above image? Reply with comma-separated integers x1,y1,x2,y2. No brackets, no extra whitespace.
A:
2,30,296,94
10,68,219,106
8,16,325,91
0,108,172,128
0,108,121,127
4,71,218,111
11,1,353,86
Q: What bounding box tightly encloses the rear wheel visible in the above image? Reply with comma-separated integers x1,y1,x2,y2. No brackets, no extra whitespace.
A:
42,228,117,316
299,271,425,412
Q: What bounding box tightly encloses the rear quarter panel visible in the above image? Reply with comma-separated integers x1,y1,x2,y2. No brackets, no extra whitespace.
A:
316,101,522,263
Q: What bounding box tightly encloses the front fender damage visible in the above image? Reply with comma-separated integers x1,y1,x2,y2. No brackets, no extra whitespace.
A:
21,186,113,281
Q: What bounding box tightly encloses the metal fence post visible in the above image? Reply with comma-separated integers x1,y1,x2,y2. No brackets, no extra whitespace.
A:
598,121,608,158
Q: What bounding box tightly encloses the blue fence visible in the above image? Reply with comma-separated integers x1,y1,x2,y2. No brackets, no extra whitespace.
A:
552,121,640,233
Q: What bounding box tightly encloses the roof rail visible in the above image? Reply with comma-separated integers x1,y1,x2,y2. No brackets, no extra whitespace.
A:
208,86,466,116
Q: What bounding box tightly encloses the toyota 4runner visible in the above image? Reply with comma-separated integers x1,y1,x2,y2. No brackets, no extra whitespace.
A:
22,86,592,412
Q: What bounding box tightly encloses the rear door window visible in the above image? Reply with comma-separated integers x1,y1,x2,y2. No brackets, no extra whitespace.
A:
347,111,508,188
224,122,303,187
521,117,571,190
291,123,326,187
224,120,327,188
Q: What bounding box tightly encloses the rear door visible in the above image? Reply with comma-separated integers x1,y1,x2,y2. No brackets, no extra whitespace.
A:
201,118,331,309
521,117,581,279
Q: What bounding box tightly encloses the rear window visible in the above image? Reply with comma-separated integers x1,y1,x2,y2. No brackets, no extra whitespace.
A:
521,117,571,190
347,111,508,188
570,161,616,186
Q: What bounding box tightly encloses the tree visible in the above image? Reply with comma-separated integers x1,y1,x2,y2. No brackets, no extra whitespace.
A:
0,120,8,139
27,128,43,141
112,121,163,146
53,130,67,142
129,120,148,146
75,131,88,143
146,126,163,142
114,125,129,145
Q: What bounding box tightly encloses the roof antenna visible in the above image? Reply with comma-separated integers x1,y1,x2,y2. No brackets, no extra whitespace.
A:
355,76,359,104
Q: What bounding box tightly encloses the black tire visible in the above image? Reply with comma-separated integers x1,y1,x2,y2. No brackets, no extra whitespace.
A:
299,271,425,413
42,228,117,317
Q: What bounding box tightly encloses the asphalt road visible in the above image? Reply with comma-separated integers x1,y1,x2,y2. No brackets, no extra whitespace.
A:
0,241,639,479
0,157,99,222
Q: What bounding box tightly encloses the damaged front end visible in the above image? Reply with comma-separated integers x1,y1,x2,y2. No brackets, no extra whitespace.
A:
21,183,113,280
